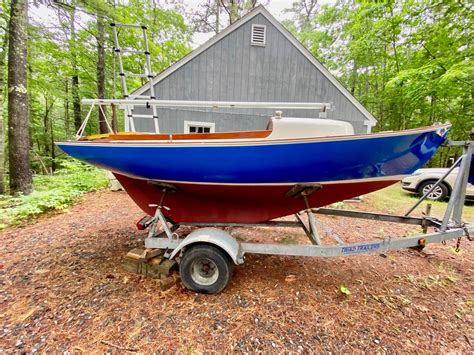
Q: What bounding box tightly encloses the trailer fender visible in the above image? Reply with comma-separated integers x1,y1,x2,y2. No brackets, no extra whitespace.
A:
169,228,244,264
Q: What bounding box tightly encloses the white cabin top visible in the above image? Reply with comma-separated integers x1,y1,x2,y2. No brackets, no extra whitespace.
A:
267,117,354,140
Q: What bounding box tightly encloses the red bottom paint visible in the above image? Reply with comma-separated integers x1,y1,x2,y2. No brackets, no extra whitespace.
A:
114,173,397,224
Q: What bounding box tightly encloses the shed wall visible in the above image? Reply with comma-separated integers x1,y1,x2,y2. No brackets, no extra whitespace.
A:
132,14,368,134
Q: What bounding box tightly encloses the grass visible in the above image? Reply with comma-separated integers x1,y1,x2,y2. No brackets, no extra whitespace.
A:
0,160,109,229
365,183,474,222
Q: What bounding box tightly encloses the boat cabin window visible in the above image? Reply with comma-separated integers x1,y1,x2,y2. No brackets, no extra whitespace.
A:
184,121,216,134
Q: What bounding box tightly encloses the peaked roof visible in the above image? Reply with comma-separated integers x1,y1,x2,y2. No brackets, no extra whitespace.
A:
132,5,377,126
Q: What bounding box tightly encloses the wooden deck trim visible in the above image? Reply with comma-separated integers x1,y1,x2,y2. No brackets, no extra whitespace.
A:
84,130,272,142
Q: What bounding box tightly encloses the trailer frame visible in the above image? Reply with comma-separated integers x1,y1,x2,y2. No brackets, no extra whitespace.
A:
135,139,473,293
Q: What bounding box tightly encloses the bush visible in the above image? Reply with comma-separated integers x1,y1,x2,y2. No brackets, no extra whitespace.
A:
0,159,109,228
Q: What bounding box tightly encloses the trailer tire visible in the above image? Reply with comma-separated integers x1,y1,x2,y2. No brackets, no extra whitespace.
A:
179,244,233,294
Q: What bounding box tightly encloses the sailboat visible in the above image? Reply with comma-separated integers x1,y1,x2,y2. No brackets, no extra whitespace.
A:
57,113,450,223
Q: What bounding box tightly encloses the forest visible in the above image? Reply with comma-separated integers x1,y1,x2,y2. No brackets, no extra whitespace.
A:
1,0,473,202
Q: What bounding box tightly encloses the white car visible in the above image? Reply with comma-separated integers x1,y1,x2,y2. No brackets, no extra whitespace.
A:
401,167,474,201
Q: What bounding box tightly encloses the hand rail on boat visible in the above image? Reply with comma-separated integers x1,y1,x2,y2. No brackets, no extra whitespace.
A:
81,98,333,110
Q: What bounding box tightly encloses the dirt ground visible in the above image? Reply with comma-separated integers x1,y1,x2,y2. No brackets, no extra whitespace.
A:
1,189,473,352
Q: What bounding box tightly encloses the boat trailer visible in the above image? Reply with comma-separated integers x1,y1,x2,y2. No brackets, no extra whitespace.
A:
129,140,473,293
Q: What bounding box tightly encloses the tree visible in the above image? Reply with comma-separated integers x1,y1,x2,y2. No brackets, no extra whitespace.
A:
191,0,221,34
1,0,192,179
0,34,7,194
191,0,262,32
284,0,319,32
28,21,66,174
284,0,473,165
96,14,107,133
7,0,31,194
220,0,258,24
68,3,82,133
286,0,473,133
0,1,9,194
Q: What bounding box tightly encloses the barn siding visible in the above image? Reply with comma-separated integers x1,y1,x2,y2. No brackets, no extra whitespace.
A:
132,13,370,134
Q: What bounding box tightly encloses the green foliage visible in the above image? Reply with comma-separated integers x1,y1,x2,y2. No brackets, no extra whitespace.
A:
329,201,345,209
22,0,192,174
285,0,474,163
447,246,464,256
365,184,474,221
339,284,351,296
0,160,108,228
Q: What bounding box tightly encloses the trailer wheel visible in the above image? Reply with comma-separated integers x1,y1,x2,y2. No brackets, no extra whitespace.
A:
179,244,233,294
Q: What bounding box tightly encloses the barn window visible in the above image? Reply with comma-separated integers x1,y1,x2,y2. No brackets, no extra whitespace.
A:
184,121,215,134
251,24,266,46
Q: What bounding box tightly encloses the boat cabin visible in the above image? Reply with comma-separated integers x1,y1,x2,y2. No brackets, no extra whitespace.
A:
83,117,355,142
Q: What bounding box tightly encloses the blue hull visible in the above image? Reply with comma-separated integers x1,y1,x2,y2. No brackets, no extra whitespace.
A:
57,126,448,185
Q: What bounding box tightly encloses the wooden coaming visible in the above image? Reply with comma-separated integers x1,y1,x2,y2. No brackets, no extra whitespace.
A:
83,130,272,142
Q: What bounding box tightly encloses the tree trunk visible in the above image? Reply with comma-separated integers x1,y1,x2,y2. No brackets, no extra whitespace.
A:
8,0,31,195
350,60,358,96
69,5,81,132
229,1,239,24
42,96,54,168
215,0,220,34
0,25,9,194
111,103,118,133
50,115,55,173
72,75,81,131
388,4,404,130
43,96,51,156
97,15,108,134
64,78,70,136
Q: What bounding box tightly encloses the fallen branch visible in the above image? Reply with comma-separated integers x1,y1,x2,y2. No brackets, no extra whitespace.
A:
101,340,138,352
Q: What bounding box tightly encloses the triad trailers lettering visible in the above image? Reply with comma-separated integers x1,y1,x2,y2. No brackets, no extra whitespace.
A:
341,243,381,255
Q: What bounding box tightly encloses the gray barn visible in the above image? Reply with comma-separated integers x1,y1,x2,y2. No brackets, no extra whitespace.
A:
127,6,377,134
